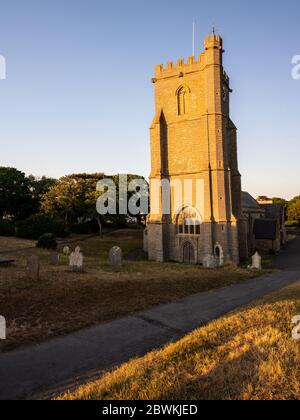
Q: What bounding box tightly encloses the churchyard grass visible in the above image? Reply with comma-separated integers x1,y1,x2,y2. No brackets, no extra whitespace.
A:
0,236,35,253
0,229,265,353
58,281,300,401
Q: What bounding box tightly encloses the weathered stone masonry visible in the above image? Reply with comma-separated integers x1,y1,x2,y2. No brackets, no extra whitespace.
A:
145,33,248,265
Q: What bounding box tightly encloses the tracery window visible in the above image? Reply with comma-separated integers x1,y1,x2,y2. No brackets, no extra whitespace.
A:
177,207,201,235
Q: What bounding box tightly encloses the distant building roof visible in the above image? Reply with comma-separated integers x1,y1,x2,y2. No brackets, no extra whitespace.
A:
253,219,278,240
242,192,262,210
257,196,273,205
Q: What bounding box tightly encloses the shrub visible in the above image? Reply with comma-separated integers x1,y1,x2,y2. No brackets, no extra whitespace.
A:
53,218,69,238
285,220,299,228
70,223,91,235
0,220,15,237
37,233,58,250
16,214,68,240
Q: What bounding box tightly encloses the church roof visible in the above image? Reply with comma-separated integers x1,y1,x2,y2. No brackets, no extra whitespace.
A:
228,119,237,130
242,192,261,210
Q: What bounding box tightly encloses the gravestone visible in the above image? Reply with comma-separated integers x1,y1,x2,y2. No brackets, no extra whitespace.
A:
50,252,60,266
0,315,6,340
69,246,84,272
63,246,70,256
26,255,40,280
108,246,123,267
251,252,262,270
202,254,217,269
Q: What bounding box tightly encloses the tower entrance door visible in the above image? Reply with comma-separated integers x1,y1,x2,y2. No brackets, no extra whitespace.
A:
182,242,195,264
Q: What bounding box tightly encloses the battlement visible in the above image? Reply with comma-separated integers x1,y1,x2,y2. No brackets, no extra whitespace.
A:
204,33,223,50
153,33,224,81
154,53,205,78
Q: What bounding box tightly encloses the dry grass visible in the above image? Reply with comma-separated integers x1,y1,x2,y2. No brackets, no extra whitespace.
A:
58,281,300,401
0,230,260,353
0,236,35,253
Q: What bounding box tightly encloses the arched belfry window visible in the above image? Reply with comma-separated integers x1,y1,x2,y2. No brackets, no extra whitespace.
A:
176,85,190,116
176,207,202,235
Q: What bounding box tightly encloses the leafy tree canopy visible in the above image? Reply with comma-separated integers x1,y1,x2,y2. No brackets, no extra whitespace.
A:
272,197,288,207
0,167,34,220
287,198,300,223
41,173,148,231
28,175,57,212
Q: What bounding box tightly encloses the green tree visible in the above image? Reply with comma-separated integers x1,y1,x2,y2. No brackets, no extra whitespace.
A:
41,173,106,227
41,176,85,223
289,196,300,206
76,173,106,234
287,198,300,224
272,197,288,220
28,175,57,212
41,173,148,232
272,197,288,207
0,167,34,220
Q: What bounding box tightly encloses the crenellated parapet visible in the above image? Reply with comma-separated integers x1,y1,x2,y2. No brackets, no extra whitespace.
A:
154,53,205,80
153,33,226,83
204,33,223,50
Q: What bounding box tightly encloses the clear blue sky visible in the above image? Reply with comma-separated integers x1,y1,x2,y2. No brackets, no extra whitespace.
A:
0,0,299,199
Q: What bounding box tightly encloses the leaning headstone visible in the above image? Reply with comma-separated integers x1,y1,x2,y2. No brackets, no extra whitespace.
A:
69,246,84,272
251,252,262,270
108,246,123,267
63,246,70,256
50,252,60,266
26,255,40,280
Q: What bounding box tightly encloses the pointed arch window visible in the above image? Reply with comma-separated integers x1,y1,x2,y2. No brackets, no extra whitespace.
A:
176,207,202,235
177,87,186,115
176,85,191,116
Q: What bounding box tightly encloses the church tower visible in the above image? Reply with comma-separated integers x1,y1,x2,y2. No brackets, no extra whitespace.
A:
145,33,248,265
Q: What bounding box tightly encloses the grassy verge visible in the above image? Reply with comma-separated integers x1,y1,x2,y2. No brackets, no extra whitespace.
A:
0,229,263,353
0,236,35,253
58,281,300,400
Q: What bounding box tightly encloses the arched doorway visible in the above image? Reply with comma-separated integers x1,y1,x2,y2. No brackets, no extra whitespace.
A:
214,244,224,267
182,242,195,264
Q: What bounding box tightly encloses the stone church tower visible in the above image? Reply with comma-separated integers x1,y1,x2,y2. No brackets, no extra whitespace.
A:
145,33,248,265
